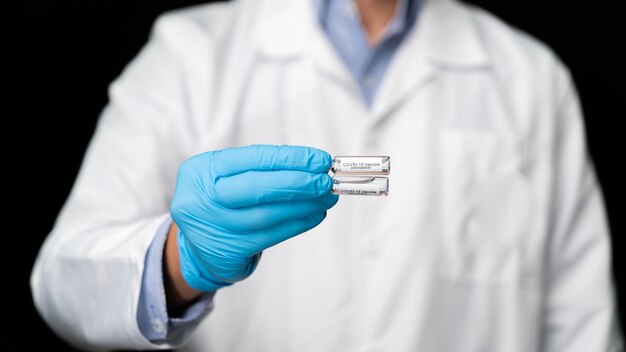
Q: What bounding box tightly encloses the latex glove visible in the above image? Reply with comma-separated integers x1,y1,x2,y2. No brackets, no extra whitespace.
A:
170,144,339,291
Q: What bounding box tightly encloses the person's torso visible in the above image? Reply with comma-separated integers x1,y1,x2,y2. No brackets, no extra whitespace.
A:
171,0,562,350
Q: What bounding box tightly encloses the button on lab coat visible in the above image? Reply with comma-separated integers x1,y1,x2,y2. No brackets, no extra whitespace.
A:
31,0,623,350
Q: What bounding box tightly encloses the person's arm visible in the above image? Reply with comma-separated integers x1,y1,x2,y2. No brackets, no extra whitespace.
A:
30,11,215,350
163,222,202,311
136,219,213,345
541,61,623,351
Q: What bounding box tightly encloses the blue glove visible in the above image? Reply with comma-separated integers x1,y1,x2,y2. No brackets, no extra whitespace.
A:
170,144,339,291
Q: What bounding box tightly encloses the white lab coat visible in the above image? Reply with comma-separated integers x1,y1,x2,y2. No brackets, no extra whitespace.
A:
31,0,623,350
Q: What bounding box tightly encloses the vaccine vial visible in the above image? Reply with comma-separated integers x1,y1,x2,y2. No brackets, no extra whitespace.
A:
331,176,389,196
331,156,390,175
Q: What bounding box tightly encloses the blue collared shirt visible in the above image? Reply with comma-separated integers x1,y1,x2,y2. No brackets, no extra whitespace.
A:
315,0,420,106
137,0,420,342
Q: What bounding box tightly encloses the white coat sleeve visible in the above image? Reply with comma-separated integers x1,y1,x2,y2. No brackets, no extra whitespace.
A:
30,12,214,351
541,62,624,351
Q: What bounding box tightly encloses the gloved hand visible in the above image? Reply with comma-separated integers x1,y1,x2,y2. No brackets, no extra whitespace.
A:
170,144,339,292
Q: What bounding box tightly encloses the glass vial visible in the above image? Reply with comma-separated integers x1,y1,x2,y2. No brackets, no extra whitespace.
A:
331,156,390,175
331,176,389,196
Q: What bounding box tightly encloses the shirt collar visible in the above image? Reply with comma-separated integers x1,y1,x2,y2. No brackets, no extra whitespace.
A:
387,0,412,38
312,0,415,43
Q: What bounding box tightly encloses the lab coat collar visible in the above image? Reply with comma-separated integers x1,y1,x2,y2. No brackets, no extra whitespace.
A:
255,0,491,68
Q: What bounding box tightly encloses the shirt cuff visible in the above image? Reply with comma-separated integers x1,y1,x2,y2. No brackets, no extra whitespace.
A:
137,216,215,345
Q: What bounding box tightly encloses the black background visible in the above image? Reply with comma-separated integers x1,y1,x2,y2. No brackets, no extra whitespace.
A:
17,0,625,350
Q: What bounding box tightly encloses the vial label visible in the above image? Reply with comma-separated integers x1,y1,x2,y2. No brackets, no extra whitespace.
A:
331,176,389,196
331,156,390,175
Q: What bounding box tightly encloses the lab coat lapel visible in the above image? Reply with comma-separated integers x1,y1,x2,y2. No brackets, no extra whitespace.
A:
255,0,383,99
257,0,358,90
255,0,310,59
369,0,491,128
255,0,367,151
